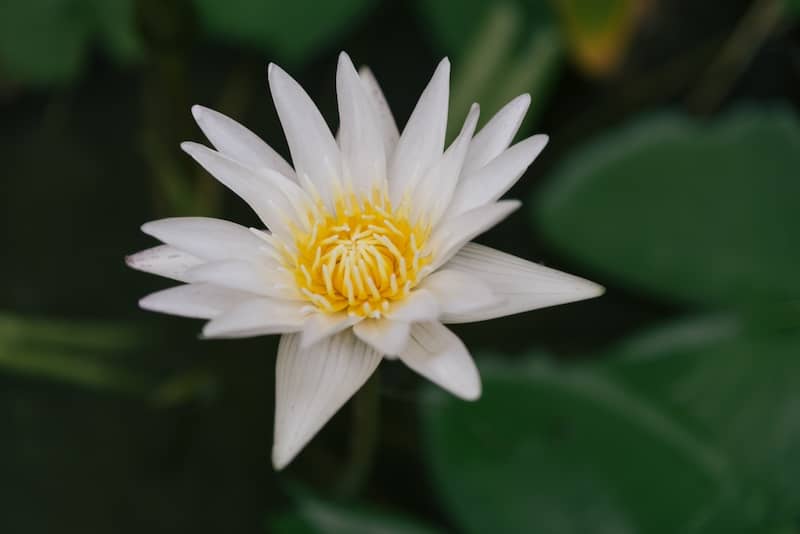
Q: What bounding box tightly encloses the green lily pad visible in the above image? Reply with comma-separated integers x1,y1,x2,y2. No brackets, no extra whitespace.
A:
606,312,800,528
0,0,141,85
272,494,442,534
421,357,733,534
536,108,800,307
191,0,376,65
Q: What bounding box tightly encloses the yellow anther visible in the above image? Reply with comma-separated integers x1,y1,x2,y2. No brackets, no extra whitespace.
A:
288,189,432,317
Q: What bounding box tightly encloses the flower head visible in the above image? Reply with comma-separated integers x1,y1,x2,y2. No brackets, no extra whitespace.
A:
127,52,603,469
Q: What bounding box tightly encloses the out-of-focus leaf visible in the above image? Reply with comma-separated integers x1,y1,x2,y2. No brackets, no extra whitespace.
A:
191,0,376,65
442,1,562,137
606,312,800,529
536,108,800,307
0,0,90,84
272,494,442,534
417,0,553,57
88,0,144,64
0,0,141,85
478,25,562,133
447,2,521,134
421,357,733,534
0,314,151,392
0,314,214,403
553,0,645,77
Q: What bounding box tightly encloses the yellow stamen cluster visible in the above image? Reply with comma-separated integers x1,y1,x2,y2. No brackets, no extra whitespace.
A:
289,192,431,318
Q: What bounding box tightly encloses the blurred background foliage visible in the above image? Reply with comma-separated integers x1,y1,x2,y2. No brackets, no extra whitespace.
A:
1,0,799,532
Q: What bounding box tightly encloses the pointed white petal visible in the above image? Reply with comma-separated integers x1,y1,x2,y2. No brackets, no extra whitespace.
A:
300,312,360,349
191,105,295,178
272,331,382,469
449,134,548,216
184,259,298,300
358,66,399,154
125,245,203,282
412,103,480,227
420,269,499,315
353,318,410,356
441,242,605,323
139,283,250,319
141,217,270,262
389,59,450,204
337,53,387,196
428,200,520,271
387,288,440,322
268,63,341,208
181,142,309,238
462,94,530,175
399,322,481,400
202,297,308,338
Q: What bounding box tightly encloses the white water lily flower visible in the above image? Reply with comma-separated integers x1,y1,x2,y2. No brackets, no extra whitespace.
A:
127,52,604,469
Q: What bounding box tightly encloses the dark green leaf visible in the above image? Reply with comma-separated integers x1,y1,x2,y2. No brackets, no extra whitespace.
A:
0,0,90,84
606,313,800,528
0,314,214,403
0,0,142,84
417,0,553,57
422,357,732,534
536,108,800,307
191,0,376,65
272,494,442,534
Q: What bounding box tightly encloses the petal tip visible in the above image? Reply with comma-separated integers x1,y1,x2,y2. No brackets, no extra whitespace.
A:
271,444,294,471
140,220,157,236
588,282,606,298
180,141,199,155
461,386,482,402
190,104,205,120
138,293,156,311
337,50,352,65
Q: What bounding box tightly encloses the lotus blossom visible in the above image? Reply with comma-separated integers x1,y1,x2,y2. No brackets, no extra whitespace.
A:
127,52,603,469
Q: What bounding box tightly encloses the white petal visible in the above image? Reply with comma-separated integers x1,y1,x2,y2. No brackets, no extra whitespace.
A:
448,135,548,216
387,288,440,322
184,259,298,300
300,312,360,349
441,242,605,323
399,322,481,400
462,94,530,175
428,200,520,271
337,53,387,196
141,217,270,262
202,297,309,338
181,142,310,238
273,331,382,469
268,63,342,208
412,103,480,227
420,269,499,315
358,66,399,154
389,58,450,204
353,318,410,356
139,283,250,319
125,245,203,282
191,105,295,178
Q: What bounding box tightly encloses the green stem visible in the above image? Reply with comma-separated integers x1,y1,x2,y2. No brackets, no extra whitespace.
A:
337,371,380,498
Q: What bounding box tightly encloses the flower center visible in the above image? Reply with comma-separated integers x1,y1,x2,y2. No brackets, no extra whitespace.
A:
290,193,431,318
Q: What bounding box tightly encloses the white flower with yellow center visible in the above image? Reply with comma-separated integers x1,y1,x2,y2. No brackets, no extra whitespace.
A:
127,53,603,469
